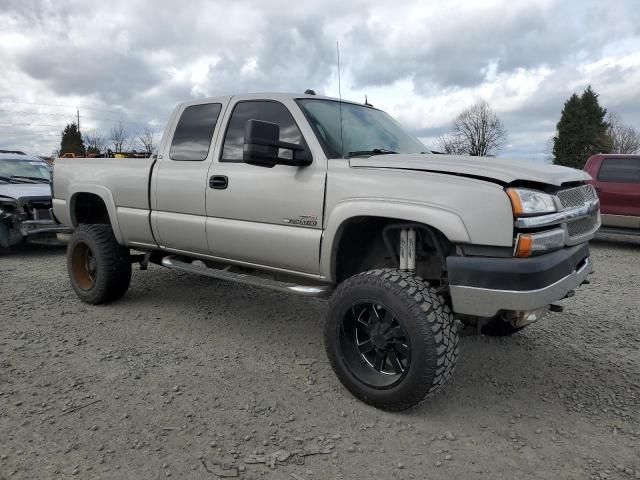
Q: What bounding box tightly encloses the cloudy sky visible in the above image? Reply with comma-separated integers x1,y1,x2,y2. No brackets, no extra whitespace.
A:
1,0,639,160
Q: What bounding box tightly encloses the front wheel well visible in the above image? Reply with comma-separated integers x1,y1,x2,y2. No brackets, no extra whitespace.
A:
332,216,454,284
71,193,110,226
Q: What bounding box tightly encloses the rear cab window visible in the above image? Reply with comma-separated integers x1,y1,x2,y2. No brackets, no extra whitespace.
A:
169,103,222,161
598,157,640,183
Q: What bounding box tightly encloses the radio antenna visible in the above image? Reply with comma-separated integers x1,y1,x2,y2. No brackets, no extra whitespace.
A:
336,40,344,158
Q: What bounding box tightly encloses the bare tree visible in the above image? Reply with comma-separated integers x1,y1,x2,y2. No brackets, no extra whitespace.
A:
84,128,105,155
437,133,468,155
607,112,640,154
543,137,555,164
137,126,157,156
438,100,507,156
110,121,128,153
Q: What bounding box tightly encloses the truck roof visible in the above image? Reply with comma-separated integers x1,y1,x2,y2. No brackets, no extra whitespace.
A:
177,92,371,109
589,153,640,159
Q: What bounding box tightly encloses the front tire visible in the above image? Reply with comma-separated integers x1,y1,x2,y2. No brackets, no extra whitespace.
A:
67,224,131,304
324,269,459,411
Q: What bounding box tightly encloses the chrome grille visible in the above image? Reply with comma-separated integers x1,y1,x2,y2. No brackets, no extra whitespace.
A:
556,184,597,210
566,213,598,237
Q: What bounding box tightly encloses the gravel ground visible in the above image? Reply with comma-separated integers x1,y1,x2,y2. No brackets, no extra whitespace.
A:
1,236,639,480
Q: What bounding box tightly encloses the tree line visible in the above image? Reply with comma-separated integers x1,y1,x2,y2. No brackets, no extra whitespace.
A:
435,87,639,167
58,121,157,157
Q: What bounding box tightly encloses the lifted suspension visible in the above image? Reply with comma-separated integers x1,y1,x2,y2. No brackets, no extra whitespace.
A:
398,228,416,273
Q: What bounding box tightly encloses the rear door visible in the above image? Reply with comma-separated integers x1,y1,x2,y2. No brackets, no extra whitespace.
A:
204,97,327,275
151,100,228,253
593,156,640,228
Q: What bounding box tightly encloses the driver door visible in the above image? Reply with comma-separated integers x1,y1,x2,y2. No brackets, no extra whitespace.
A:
205,97,326,275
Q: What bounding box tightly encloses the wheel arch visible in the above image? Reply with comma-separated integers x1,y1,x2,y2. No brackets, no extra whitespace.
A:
68,185,124,244
321,200,471,282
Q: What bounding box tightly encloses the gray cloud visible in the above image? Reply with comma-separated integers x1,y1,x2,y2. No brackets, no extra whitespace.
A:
18,44,161,103
346,2,639,91
0,0,639,159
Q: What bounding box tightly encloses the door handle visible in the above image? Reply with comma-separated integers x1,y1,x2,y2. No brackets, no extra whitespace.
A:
209,175,228,189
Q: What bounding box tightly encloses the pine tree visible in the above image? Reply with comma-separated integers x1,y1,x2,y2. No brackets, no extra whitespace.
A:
553,86,610,169
580,86,611,157
60,123,86,156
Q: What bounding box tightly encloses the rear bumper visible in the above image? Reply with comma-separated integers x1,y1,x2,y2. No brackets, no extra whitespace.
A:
447,244,592,317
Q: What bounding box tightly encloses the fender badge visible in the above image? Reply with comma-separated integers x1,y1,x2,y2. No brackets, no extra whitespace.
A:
283,215,317,227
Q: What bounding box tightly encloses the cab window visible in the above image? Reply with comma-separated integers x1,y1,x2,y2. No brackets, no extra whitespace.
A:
221,101,304,162
598,158,640,183
170,103,222,161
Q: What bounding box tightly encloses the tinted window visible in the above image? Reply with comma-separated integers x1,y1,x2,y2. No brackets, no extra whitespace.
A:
170,103,222,161
221,101,304,162
598,158,640,183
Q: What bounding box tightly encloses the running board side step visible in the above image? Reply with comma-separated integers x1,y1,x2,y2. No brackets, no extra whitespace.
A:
161,255,333,298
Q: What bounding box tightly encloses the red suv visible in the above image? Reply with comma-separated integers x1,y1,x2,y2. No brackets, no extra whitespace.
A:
584,154,640,234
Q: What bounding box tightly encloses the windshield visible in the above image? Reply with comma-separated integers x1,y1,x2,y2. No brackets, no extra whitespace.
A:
297,99,427,158
0,159,51,183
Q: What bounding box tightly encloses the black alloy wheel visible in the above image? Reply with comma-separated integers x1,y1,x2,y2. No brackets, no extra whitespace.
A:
340,301,411,388
324,269,459,411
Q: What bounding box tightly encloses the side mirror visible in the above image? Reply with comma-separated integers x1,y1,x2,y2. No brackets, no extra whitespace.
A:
243,119,312,168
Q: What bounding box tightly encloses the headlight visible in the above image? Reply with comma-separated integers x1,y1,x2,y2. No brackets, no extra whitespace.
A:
0,198,18,214
506,188,556,216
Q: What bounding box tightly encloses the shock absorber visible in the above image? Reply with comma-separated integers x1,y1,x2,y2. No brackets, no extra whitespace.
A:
399,228,416,273
399,229,408,271
407,228,416,273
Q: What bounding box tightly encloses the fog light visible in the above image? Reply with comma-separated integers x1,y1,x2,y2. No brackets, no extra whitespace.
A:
512,306,550,328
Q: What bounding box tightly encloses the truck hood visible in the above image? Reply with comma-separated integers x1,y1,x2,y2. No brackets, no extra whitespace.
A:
349,154,591,186
0,183,52,203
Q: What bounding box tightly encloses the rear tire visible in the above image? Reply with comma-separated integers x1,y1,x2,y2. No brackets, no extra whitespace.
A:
67,224,131,304
324,269,459,411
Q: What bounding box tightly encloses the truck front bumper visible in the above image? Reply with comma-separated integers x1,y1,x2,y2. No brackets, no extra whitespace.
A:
20,219,73,237
0,217,72,248
447,243,592,317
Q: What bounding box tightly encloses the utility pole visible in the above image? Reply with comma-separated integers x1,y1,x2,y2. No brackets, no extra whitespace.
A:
77,107,80,134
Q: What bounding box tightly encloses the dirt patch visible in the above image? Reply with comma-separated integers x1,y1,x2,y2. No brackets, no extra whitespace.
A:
1,237,639,479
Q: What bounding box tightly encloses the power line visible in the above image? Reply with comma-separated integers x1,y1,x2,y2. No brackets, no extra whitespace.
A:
0,108,153,126
0,109,78,117
0,131,60,137
0,100,127,116
0,122,64,128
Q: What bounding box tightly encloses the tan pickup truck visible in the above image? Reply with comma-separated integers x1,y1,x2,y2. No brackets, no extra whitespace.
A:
52,92,599,410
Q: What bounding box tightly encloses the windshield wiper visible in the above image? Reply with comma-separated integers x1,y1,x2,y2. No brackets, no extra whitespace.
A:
347,148,399,158
10,175,50,184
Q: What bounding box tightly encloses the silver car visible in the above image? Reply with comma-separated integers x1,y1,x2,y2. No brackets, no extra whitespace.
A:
0,151,71,248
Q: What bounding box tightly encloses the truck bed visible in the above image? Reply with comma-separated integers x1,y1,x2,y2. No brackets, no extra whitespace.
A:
52,157,157,247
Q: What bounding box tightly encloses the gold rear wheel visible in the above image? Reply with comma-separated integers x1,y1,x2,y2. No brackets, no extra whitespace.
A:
70,241,97,290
